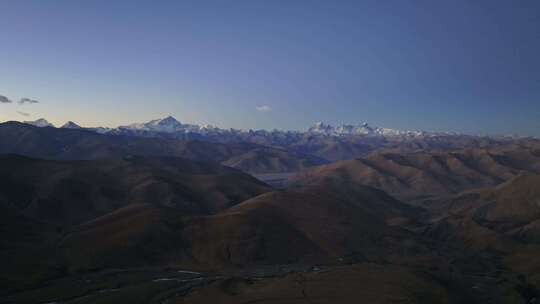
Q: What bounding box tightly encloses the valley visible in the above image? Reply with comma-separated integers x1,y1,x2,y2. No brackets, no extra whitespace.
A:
1,121,540,303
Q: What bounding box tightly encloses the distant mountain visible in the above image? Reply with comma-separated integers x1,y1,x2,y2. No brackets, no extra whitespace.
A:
61,121,82,129
307,121,428,137
8,116,538,166
80,116,540,161
121,116,190,133
116,117,436,139
0,121,323,173
17,116,533,142
15,116,452,139
119,115,223,135
23,118,54,128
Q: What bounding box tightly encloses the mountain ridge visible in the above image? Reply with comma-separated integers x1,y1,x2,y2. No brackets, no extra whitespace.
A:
19,116,503,138
0,121,327,173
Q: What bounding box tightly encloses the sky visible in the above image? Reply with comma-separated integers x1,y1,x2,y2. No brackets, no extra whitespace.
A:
1,0,539,135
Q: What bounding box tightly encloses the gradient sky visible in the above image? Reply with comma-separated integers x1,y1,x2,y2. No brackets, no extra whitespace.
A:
1,0,540,135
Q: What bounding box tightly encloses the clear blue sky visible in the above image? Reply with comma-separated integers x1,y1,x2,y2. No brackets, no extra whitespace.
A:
1,0,539,135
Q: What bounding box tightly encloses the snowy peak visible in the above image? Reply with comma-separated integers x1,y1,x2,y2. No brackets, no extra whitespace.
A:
89,126,113,134
25,118,54,128
147,116,182,128
61,121,82,129
335,123,374,135
307,122,426,137
308,121,334,135
159,116,180,125
307,121,372,136
121,116,191,133
120,116,225,134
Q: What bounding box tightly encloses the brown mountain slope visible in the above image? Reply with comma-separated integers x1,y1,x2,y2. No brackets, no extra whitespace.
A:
57,177,423,271
60,203,190,271
425,173,540,289
0,154,271,226
292,148,540,202
0,155,270,291
182,179,423,269
433,173,540,243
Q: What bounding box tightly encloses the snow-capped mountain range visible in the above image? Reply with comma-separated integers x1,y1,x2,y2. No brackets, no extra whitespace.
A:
22,116,446,139
16,116,528,163
120,116,224,135
307,121,429,137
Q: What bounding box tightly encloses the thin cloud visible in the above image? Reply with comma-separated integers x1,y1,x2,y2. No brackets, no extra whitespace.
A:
19,98,39,105
0,95,12,103
256,105,272,113
17,111,30,117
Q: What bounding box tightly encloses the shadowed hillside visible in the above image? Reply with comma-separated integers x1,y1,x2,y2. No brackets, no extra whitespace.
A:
182,179,422,269
0,154,272,226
